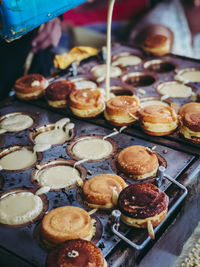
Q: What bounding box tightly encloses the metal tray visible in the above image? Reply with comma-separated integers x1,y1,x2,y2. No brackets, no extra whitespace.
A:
0,100,196,267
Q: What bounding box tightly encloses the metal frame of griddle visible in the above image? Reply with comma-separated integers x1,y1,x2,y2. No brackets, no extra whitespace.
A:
111,173,188,250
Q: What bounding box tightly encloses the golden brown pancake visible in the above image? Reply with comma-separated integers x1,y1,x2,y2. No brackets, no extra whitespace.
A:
83,174,127,209
178,102,200,117
142,34,170,56
104,95,140,126
118,183,169,230
46,239,107,267
138,105,178,136
69,88,105,118
14,74,48,100
41,206,94,247
45,80,76,108
117,145,159,180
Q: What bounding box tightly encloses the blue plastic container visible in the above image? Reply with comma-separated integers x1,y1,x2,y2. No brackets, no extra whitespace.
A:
0,0,86,41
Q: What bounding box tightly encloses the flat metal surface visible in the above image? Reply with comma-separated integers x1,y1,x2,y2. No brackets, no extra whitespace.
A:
0,100,196,267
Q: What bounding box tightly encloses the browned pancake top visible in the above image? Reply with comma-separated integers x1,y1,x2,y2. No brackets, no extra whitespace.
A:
183,111,200,132
106,95,140,116
138,105,177,124
69,88,104,110
14,74,47,93
117,145,159,176
46,81,76,100
46,239,105,267
144,34,168,48
178,102,200,117
118,183,169,219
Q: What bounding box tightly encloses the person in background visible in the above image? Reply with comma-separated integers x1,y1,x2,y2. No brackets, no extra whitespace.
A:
0,17,62,100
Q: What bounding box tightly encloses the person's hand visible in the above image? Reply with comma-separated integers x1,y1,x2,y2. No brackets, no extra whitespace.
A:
31,17,62,53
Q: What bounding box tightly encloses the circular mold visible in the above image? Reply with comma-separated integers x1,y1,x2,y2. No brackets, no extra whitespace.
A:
29,122,76,147
112,52,142,67
0,187,48,228
0,145,42,172
70,77,98,90
110,86,134,96
33,214,102,250
66,135,118,163
121,72,156,88
30,158,87,191
144,59,176,73
156,81,194,98
0,112,37,134
110,152,167,182
175,68,200,83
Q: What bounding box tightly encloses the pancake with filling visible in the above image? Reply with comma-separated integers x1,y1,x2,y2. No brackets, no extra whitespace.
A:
117,145,159,180
69,88,104,118
118,183,169,229
104,95,140,126
14,74,48,100
142,34,170,56
46,239,107,267
138,105,178,136
41,206,95,247
83,174,127,209
46,80,75,108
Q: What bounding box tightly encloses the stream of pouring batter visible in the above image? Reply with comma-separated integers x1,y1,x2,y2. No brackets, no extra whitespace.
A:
105,0,116,101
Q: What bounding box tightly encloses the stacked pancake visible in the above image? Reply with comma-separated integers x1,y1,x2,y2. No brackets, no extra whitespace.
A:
46,239,107,267
69,88,105,118
142,34,170,56
45,80,75,108
82,174,127,209
117,145,159,180
178,102,200,144
104,95,140,126
118,183,169,239
13,74,48,100
138,105,178,136
41,206,95,248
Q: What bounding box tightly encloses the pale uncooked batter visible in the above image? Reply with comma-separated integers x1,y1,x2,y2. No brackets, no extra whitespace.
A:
157,81,192,98
175,69,200,83
36,165,80,189
0,191,43,225
112,55,142,67
72,138,113,160
0,148,37,170
74,80,97,90
141,100,169,108
34,118,74,152
92,64,121,81
0,113,33,133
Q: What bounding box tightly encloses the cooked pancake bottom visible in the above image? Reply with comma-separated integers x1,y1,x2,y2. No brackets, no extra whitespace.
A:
104,111,136,124
36,165,80,189
121,209,167,228
0,149,37,170
0,192,43,225
157,82,192,98
47,99,67,108
72,138,113,160
70,103,104,117
142,120,177,132
15,88,44,99
0,114,33,132
180,125,200,139
112,55,142,67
